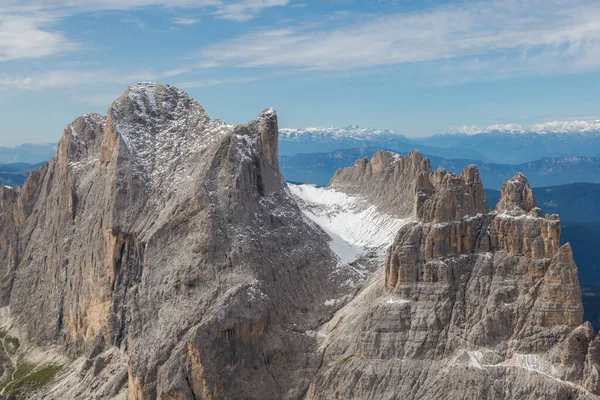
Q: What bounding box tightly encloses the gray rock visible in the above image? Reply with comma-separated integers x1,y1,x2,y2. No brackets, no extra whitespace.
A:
497,172,537,213
306,159,600,399
0,83,355,399
330,150,486,222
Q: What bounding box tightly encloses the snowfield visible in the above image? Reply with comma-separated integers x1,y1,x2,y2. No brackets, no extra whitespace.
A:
288,183,409,266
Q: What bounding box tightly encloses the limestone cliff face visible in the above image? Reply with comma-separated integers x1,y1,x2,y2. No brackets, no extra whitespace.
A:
0,83,353,400
330,150,433,217
330,150,486,222
306,164,600,399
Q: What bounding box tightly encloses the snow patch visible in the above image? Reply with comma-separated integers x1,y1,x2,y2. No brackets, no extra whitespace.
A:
467,350,483,369
324,299,343,306
384,297,411,305
246,281,268,302
288,184,409,268
499,353,560,377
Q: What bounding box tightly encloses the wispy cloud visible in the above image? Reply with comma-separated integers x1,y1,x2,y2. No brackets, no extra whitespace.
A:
213,0,289,22
171,17,199,25
175,77,258,88
0,14,78,61
0,0,290,61
0,68,258,106
0,66,187,90
198,0,600,79
0,71,93,89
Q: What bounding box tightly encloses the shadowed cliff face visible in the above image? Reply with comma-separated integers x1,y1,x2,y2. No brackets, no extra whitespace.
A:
306,151,600,400
0,83,359,400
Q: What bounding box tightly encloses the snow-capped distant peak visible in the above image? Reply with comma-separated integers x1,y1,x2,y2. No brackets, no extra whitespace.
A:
443,120,600,136
279,126,401,140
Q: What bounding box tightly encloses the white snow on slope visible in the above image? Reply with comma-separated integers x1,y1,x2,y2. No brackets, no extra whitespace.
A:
288,183,409,266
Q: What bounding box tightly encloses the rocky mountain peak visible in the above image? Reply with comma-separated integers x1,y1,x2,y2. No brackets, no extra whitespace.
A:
312,152,598,399
0,83,362,399
330,150,485,222
1,85,599,399
497,171,537,214
415,163,486,223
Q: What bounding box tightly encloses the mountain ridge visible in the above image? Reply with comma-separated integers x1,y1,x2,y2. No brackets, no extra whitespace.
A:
0,84,599,399
280,147,600,188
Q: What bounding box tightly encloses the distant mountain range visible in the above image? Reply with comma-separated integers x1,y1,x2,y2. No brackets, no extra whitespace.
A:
7,121,600,166
280,122,600,164
0,162,46,187
280,147,600,189
0,143,57,164
420,131,600,164
278,126,490,161
410,120,600,163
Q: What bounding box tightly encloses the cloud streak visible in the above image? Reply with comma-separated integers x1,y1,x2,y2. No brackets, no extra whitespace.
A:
198,0,600,78
0,0,289,61
171,17,199,25
175,77,259,88
0,68,258,98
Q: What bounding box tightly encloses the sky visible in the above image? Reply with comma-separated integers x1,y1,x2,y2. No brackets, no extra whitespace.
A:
0,0,600,146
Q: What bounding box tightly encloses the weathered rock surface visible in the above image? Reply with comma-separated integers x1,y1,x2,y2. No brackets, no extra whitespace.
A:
330,150,486,222
0,83,356,399
306,163,600,399
1,90,599,399
497,172,537,213
330,150,433,217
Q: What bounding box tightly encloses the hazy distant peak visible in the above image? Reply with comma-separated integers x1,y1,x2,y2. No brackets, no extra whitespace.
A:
279,126,402,140
443,120,600,136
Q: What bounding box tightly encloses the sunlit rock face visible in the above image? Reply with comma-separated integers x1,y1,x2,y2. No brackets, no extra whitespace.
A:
0,83,360,399
307,158,598,400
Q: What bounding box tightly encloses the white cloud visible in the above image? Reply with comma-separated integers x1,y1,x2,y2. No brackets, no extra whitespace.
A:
198,0,600,77
0,14,78,61
213,0,289,22
0,0,290,61
171,17,199,25
175,77,258,88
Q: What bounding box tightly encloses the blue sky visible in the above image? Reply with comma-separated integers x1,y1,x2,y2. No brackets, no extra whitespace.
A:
0,0,599,146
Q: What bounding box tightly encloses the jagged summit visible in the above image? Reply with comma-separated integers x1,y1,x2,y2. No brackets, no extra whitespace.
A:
497,172,538,214
0,83,362,399
330,149,486,221
310,153,597,399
